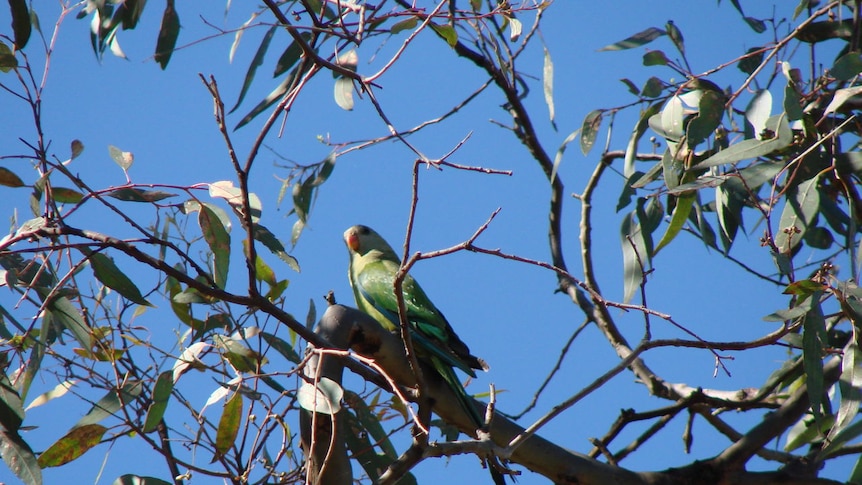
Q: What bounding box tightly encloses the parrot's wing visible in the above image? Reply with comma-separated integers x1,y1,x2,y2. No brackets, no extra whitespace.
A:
356,260,478,377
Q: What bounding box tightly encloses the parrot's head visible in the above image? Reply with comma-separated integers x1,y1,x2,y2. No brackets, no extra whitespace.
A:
343,225,399,260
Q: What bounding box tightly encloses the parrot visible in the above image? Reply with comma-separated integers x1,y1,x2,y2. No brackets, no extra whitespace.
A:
343,224,489,430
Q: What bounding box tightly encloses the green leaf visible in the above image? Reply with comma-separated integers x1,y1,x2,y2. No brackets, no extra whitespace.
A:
106,188,177,202
850,454,862,484
291,219,305,247
802,300,826,421
551,128,579,184
650,95,685,142
624,102,662,177
213,335,262,373
620,78,639,95
783,83,804,121
744,89,772,139
298,377,343,414
292,181,313,223
305,298,317,329
230,25,277,113
118,0,146,29
762,303,812,322
665,20,684,56
390,17,418,34
654,192,694,254
265,279,289,301
199,205,230,289
42,294,92,350
507,16,522,42
743,16,766,33
154,2,180,69
430,23,457,47
235,68,296,130
640,76,663,98
183,200,231,228
344,390,397,459
80,249,151,306
142,372,173,433
686,90,724,149
213,392,242,461
660,148,683,190
773,176,820,253
617,171,641,212
694,114,792,169
73,381,143,429
642,50,669,66
171,341,207,383
0,374,24,432
580,110,602,156
666,174,732,195
208,181,262,222
254,254,276,286
311,152,337,187
273,32,311,77
112,475,173,485
621,213,645,304
333,76,354,111
37,424,106,468
25,380,74,411
543,46,555,129
831,52,862,82
260,332,301,364
598,26,665,51
0,167,25,187
108,145,134,171
737,47,763,75
70,140,84,159
821,418,862,460
51,187,84,204
9,0,31,50
785,413,833,452
760,356,802,394
0,429,41,485
824,86,862,116
824,340,862,448
253,223,300,272
803,226,833,249
797,19,853,43
342,410,390,483
0,44,18,72
631,160,663,189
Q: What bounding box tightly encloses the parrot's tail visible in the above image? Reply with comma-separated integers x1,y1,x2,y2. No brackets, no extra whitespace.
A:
432,357,485,431
433,359,510,484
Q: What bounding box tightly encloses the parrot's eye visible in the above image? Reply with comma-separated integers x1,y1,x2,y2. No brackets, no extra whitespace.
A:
358,225,370,235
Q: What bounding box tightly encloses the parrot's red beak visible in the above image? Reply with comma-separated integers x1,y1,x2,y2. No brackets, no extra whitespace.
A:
346,231,360,252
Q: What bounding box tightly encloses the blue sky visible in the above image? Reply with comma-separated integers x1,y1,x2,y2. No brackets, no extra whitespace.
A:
0,1,856,484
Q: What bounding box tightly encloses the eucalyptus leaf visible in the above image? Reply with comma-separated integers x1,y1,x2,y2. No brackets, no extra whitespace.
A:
694,114,792,169
773,176,820,252
213,392,242,460
79,248,151,306
37,424,106,468
154,3,180,69
231,25,277,113
744,89,772,139
580,110,603,155
0,429,41,485
298,377,343,414
598,26,665,51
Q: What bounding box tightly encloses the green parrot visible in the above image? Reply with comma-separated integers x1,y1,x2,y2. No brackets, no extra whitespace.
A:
343,224,489,430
